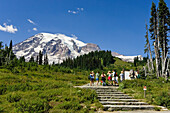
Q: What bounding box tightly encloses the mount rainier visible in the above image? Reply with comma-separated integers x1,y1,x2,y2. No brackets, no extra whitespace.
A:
13,33,100,64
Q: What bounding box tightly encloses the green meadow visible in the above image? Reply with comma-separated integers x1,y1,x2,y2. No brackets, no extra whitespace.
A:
0,65,102,113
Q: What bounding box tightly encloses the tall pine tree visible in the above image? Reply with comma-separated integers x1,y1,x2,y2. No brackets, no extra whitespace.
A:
158,0,170,78
39,51,43,65
149,2,161,77
144,23,154,71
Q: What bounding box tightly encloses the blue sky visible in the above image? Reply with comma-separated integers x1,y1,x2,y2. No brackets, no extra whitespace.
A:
0,0,169,56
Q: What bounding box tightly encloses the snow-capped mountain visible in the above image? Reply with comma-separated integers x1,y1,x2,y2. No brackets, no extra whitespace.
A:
13,33,100,64
113,53,143,63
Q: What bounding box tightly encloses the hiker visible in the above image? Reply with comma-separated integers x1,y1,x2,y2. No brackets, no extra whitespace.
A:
136,69,140,79
114,71,119,86
101,72,106,86
112,70,116,85
95,72,100,86
107,71,112,85
120,71,124,82
89,72,94,86
112,70,118,86
129,69,135,80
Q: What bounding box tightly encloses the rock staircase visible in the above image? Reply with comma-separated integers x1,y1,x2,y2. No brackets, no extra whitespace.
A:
76,86,157,111
95,87,155,111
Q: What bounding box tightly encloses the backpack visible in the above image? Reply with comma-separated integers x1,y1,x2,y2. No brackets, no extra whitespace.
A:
88,75,91,80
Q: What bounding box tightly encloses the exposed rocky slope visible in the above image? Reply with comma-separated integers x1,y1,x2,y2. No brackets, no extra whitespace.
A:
13,33,100,64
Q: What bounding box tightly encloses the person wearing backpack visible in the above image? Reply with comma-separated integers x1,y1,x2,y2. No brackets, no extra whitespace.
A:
115,71,119,86
95,72,100,86
90,71,95,86
101,72,106,86
107,71,112,85
89,72,94,86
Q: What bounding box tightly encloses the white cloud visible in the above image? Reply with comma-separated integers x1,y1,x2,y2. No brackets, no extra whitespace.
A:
81,8,84,11
0,23,18,33
33,28,37,31
72,11,77,14
27,19,36,25
68,8,84,14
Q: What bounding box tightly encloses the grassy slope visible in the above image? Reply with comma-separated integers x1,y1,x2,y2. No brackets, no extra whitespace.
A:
0,67,102,113
119,79,170,109
104,57,142,75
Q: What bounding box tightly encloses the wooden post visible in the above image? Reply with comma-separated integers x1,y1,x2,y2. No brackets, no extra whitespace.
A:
143,86,147,98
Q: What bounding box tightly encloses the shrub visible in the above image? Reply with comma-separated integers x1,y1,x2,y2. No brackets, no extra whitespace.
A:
118,83,124,90
154,107,161,111
14,98,50,113
7,93,21,103
0,106,4,112
0,86,6,95
57,101,82,111
154,91,170,109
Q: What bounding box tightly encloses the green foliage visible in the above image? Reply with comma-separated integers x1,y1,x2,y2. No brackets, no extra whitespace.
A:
120,78,170,109
14,98,50,113
39,50,43,65
154,90,170,108
0,106,4,112
0,65,101,112
7,92,21,103
60,50,115,70
154,107,161,111
57,101,82,111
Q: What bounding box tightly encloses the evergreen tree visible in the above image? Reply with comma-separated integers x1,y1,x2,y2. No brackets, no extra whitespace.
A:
29,56,34,62
36,55,39,64
9,40,12,51
39,51,43,65
19,56,25,63
0,41,3,50
158,0,170,78
149,2,161,77
144,23,154,71
44,53,48,65
60,51,114,70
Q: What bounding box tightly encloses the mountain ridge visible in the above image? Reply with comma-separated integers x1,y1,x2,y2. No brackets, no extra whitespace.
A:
13,33,100,64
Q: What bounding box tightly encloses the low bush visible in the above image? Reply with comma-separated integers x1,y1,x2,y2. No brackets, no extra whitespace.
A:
14,98,50,113
57,101,82,111
0,106,4,112
7,92,21,103
120,78,170,109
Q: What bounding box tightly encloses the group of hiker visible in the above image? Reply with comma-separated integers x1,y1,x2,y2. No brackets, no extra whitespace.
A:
89,69,140,86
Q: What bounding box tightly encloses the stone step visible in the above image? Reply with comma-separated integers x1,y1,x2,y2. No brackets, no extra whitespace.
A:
103,105,155,111
98,99,141,102
100,101,148,105
97,94,129,96
98,96,133,99
96,92,124,94
91,87,118,89
95,90,118,92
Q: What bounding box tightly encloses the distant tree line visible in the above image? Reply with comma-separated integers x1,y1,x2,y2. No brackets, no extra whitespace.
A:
60,50,115,70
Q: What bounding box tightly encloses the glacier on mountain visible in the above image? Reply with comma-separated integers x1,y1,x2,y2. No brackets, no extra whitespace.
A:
13,33,100,64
